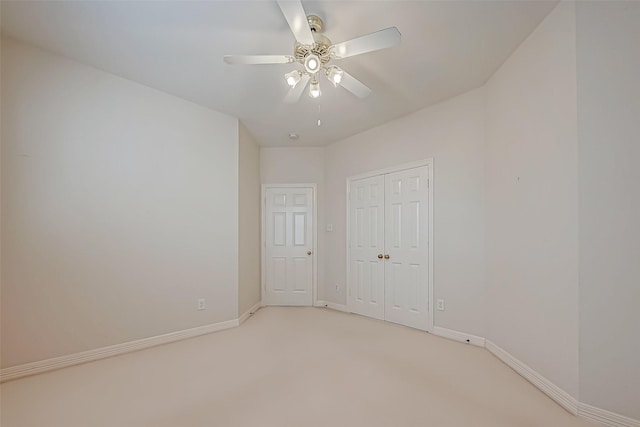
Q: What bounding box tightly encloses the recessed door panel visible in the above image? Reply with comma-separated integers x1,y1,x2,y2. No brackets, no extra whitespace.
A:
292,257,308,292
389,262,403,309
274,194,286,207
408,263,420,312
273,213,286,246
369,207,379,248
293,213,306,246
370,261,381,304
269,257,287,292
408,201,420,248
391,203,402,248
355,260,365,302
355,208,365,248
293,193,307,207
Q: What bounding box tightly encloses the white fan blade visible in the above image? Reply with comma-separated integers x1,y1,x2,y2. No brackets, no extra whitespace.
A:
332,27,401,59
340,72,372,98
277,0,315,46
224,55,293,65
284,74,311,103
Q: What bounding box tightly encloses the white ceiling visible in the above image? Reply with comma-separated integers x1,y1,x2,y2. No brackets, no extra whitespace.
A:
1,1,558,147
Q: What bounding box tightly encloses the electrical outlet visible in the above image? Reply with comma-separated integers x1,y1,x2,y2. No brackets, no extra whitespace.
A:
335,284,340,292
197,298,206,310
436,299,445,311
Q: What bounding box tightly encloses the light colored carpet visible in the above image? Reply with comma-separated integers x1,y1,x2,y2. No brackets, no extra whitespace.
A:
1,307,594,427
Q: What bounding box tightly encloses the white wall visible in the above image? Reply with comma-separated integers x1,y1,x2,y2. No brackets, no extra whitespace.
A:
260,147,325,300
484,2,579,398
1,37,239,367
576,1,640,420
238,124,261,315
323,88,486,336
4,3,639,420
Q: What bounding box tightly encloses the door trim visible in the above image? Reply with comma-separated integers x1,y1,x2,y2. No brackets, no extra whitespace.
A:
346,159,434,332
261,184,317,306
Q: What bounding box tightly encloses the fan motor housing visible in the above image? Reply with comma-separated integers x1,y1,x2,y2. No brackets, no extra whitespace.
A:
307,15,324,33
294,15,332,66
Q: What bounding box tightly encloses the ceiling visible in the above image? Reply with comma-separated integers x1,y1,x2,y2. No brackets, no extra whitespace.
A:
0,1,558,147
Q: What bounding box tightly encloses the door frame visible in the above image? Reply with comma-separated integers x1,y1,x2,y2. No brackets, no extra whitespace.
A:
261,183,318,306
346,159,434,332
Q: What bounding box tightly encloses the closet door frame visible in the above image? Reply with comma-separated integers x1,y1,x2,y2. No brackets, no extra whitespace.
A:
346,159,434,332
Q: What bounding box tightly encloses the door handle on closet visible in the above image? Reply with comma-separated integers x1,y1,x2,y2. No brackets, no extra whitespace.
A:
384,254,390,259
377,254,384,259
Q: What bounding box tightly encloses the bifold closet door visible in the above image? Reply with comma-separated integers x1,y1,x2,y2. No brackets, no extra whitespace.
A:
348,165,430,331
349,175,385,320
383,167,429,330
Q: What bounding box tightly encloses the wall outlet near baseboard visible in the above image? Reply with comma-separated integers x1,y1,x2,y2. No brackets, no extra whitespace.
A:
197,298,206,310
335,284,340,292
436,299,445,311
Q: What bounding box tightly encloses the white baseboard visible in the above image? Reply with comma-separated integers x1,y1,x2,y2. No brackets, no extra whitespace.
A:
485,339,579,415
4,308,639,427
0,318,239,383
239,301,262,325
315,300,349,313
432,326,485,347
578,403,640,427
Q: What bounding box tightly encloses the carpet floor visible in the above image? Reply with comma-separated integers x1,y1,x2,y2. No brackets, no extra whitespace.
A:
1,306,594,426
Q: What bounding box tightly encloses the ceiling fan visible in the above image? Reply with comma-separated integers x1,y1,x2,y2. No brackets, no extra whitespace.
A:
223,0,401,102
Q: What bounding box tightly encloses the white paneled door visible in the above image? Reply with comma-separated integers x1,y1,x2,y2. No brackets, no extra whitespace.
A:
349,175,385,320
349,165,431,331
383,167,429,330
263,187,314,306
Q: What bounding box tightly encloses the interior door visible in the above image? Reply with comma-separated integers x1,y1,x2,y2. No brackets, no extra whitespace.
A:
349,175,385,320
383,167,429,330
264,187,313,306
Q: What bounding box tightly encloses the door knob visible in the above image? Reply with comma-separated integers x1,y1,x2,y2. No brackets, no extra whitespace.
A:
384,254,390,259
377,254,383,259
307,251,312,255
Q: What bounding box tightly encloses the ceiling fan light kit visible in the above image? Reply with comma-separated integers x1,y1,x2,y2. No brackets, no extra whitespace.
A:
309,78,321,98
285,69,303,88
326,65,343,87
224,0,401,103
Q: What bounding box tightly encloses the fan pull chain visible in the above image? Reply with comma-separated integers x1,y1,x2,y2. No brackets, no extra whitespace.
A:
317,104,321,127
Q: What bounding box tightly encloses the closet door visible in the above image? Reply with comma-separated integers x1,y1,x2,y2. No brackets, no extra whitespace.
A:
384,167,429,330
349,175,385,320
